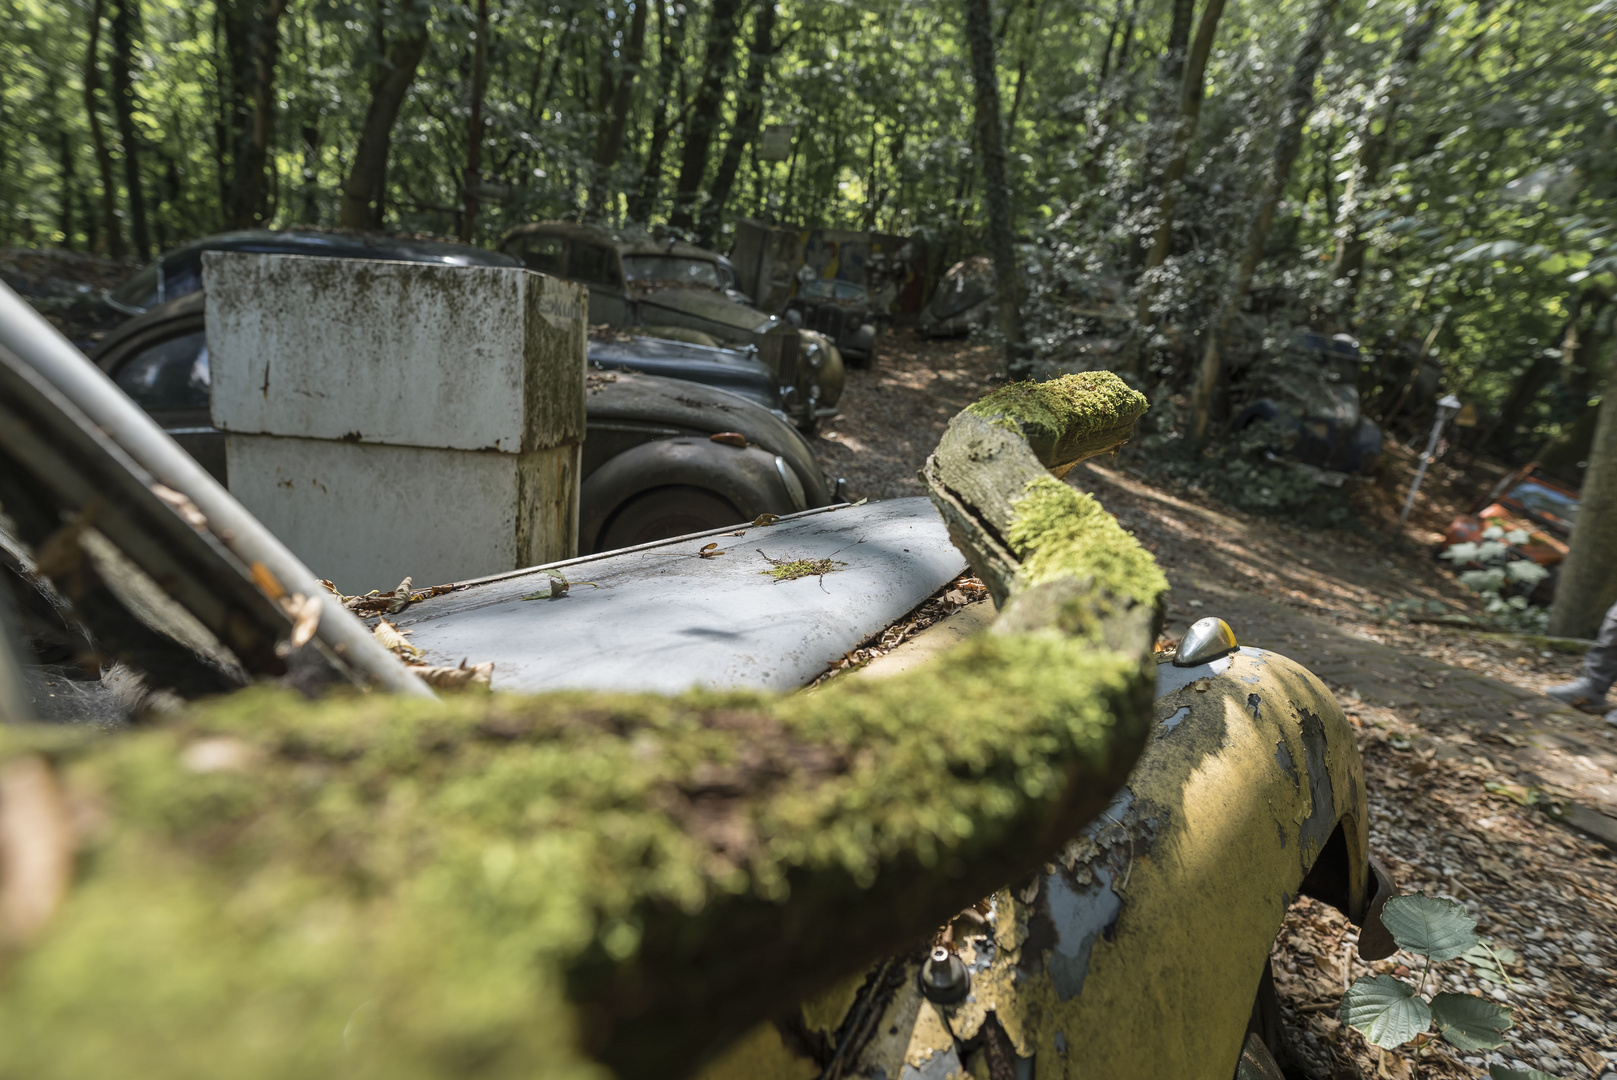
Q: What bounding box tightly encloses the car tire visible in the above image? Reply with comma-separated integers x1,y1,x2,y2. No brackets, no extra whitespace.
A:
1235,958,1289,1080
596,485,744,552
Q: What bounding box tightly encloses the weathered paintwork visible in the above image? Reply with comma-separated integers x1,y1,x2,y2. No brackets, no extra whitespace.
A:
698,644,1369,1080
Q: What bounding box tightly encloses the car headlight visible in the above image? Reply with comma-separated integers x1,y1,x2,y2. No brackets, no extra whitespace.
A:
804,342,824,370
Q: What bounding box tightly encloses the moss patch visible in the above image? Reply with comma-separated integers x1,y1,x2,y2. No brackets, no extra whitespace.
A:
759,553,846,583
1004,475,1168,605
964,372,1147,468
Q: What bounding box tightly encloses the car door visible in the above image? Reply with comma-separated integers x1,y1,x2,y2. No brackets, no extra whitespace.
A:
566,240,629,325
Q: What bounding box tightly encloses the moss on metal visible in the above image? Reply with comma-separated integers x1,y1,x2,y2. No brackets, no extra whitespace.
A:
0,373,1165,1080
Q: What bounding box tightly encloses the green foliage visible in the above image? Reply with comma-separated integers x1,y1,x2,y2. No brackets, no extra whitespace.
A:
1377,895,1481,962
1340,894,1540,1064
1428,991,1513,1051
1460,938,1520,987
1339,974,1432,1049
1439,526,1552,633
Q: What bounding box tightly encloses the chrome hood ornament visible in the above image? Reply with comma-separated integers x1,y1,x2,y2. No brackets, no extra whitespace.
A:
1174,616,1239,667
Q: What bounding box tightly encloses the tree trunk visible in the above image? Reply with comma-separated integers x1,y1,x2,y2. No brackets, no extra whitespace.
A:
220,0,290,229
339,5,431,230
1331,0,1438,322
1125,0,1227,374
696,0,775,246
109,0,151,260
628,0,686,224
586,0,648,220
83,0,122,257
459,0,491,239
1189,0,1340,439
1548,338,1617,638
1484,291,1593,453
1158,0,1195,89
666,0,745,231
300,123,321,223
964,0,1028,378
51,68,76,248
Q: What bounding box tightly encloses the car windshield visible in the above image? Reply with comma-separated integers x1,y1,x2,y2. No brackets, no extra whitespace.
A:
1506,479,1578,527
113,331,210,409
622,255,722,289
801,278,866,302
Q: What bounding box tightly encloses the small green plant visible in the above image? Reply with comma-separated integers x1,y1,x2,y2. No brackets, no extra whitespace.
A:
1340,895,1556,1076
1439,526,1551,633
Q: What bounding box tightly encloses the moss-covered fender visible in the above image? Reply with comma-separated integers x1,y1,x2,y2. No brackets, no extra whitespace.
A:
698,647,1372,1080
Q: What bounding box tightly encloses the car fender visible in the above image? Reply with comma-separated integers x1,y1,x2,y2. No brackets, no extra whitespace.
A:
697,646,1379,1080
579,437,802,550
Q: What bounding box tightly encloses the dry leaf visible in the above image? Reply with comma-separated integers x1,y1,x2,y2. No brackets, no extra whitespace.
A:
387,576,415,615
150,483,208,530
250,561,287,601
698,542,725,558
1193,678,1212,693
0,755,73,944
408,659,493,689
752,513,781,526
373,618,423,662
278,593,321,648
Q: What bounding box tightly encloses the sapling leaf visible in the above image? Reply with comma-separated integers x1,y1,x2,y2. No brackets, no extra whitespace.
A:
1461,938,1519,986
1489,1067,1559,1080
1380,895,1480,961
1429,991,1512,1050
1340,975,1431,1048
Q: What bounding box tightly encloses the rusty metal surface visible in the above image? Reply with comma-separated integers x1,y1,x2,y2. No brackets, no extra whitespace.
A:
704,646,1372,1080
390,498,965,695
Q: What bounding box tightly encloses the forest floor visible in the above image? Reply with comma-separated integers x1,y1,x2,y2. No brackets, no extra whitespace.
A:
817,330,1617,1080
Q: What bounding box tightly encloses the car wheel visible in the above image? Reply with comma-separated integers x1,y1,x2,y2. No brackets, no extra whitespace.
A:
596,485,744,552
1236,959,1289,1080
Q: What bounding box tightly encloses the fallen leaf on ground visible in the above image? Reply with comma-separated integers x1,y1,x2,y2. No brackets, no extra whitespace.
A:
408,659,493,689
373,618,422,661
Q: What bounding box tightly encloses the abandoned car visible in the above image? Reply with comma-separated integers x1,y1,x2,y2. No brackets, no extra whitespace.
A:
499,221,844,431
3,277,1390,1080
785,273,880,367
1235,332,1385,480
88,290,837,554
1443,463,1580,568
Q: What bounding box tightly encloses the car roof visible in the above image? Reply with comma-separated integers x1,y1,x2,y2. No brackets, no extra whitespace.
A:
501,220,720,261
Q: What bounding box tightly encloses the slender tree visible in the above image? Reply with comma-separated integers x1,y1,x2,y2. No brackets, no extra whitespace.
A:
109,0,151,259
964,0,1028,378
218,0,289,229
667,0,745,231
696,0,777,246
1331,0,1439,322
1548,337,1617,637
340,1,432,229
628,1,687,223
586,0,648,220
1189,0,1341,439
1125,0,1228,375
83,0,122,257
459,0,492,239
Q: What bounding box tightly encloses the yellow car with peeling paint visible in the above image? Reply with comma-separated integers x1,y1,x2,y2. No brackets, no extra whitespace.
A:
699,624,1394,1080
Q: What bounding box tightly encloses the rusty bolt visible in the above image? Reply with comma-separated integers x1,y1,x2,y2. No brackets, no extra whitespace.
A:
919,945,970,1004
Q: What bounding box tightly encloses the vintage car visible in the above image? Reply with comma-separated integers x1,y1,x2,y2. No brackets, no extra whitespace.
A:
920,255,998,338
102,228,523,317
785,274,879,367
1443,463,1579,567
0,281,1390,1080
88,290,839,554
499,221,844,431
1235,332,1384,480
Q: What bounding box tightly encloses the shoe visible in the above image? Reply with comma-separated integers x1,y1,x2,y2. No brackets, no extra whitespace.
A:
1545,677,1613,714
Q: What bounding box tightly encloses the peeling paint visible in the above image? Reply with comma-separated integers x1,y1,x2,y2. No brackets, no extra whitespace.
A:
1246,693,1262,718
1160,705,1191,732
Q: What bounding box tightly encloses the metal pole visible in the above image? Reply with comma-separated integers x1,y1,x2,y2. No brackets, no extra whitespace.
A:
0,283,434,698
1398,394,1461,530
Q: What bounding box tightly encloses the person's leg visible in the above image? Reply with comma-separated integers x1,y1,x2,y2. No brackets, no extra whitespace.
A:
1546,599,1617,713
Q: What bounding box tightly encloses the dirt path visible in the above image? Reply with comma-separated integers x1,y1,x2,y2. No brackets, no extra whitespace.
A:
818,330,1617,1079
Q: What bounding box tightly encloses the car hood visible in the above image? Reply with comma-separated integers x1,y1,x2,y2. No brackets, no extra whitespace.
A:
635,286,778,333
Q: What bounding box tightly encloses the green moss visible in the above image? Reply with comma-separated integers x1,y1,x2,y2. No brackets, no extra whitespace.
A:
1004,475,1168,606
0,624,1147,1080
759,556,845,582
0,371,1167,1080
964,372,1147,467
